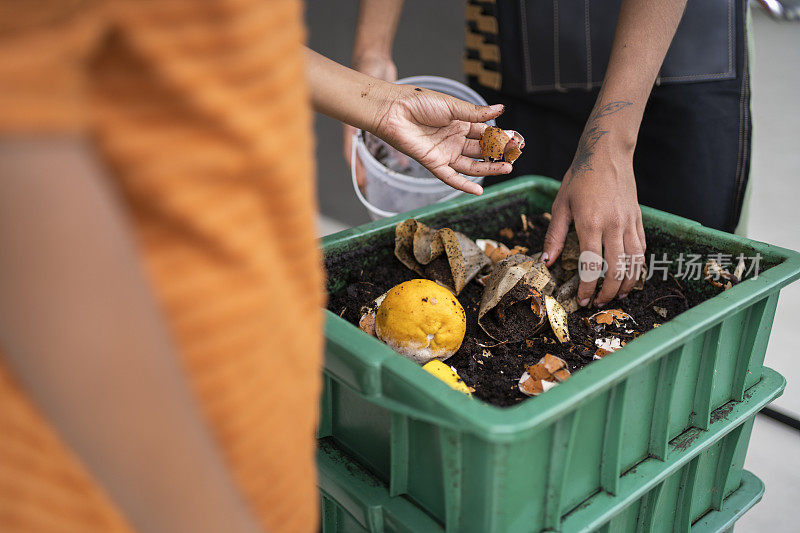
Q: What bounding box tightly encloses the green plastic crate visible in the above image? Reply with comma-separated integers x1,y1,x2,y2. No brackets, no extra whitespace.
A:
320,466,763,533
318,366,775,533
320,177,800,532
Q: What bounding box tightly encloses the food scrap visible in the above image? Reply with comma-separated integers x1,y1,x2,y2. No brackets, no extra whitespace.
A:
394,219,490,294
477,255,555,341
375,279,466,364
594,337,624,359
479,126,525,163
358,291,387,336
704,258,744,290
518,354,571,396
423,360,472,395
587,308,637,329
475,239,528,264
544,296,570,343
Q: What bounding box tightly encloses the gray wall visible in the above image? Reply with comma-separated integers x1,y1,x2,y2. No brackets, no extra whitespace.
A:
305,0,465,226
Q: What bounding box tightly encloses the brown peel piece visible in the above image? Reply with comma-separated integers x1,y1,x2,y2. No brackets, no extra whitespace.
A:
358,313,376,336
476,239,512,264
480,127,526,163
480,126,508,162
518,372,544,396
527,364,551,381
704,259,738,290
553,368,571,382
479,282,546,342
476,239,528,264
519,354,569,396
503,131,525,163
555,273,580,302
594,348,612,359
394,219,490,294
475,239,499,256
590,308,635,326
525,260,557,296
541,353,567,373
477,255,555,341
358,292,388,337
554,273,580,313
633,264,647,291
561,231,580,271
560,297,579,314
544,295,570,343
489,246,512,264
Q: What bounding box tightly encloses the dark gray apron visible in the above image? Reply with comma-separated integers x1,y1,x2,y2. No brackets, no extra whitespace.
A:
467,0,737,95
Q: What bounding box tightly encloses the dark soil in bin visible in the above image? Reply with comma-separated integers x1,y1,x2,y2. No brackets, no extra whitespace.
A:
325,200,763,407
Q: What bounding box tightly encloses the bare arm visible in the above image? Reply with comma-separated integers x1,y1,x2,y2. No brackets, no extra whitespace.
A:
352,0,404,72
543,0,688,305
343,0,404,187
307,48,511,194
0,138,263,533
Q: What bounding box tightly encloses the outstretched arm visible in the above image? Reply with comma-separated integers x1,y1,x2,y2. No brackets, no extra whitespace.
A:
543,0,688,306
307,48,512,195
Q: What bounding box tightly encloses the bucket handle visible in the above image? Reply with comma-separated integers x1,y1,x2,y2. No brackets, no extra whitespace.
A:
351,132,397,218
350,132,472,218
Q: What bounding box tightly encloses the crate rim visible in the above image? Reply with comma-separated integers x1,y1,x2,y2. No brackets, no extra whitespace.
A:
322,176,800,439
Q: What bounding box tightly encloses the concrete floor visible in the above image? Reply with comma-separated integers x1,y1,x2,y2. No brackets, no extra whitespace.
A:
747,10,800,418
731,9,800,532
311,4,800,530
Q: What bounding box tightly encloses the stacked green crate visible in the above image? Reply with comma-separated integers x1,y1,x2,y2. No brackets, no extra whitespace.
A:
318,368,781,532
320,177,800,532
318,437,767,533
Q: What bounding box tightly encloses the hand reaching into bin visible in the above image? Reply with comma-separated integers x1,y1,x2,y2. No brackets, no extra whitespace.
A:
307,49,512,196
542,0,689,306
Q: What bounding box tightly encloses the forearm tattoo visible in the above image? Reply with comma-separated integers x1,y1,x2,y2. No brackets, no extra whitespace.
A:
568,100,633,183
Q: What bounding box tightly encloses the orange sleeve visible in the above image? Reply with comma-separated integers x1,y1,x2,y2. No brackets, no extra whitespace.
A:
0,1,108,133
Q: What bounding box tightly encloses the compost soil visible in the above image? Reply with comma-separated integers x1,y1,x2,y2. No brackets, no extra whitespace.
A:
326,205,743,407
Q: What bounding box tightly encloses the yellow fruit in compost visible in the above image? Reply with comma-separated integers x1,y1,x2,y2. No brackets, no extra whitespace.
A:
375,279,466,364
422,360,472,395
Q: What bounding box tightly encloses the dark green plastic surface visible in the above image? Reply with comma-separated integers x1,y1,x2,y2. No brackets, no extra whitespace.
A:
318,365,779,532
319,177,800,532
320,464,763,533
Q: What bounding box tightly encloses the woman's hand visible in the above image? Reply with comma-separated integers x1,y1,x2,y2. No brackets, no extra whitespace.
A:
371,84,511,195
538,0,688,306
542,100,646,306
306,49,511,195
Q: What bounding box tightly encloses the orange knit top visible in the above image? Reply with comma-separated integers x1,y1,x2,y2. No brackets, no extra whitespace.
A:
0,1,323,532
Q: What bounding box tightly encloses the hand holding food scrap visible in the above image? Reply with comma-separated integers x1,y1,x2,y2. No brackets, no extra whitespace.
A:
339,215,753,405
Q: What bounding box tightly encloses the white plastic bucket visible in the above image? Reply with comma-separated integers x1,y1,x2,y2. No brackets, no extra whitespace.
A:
351,76,495,220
